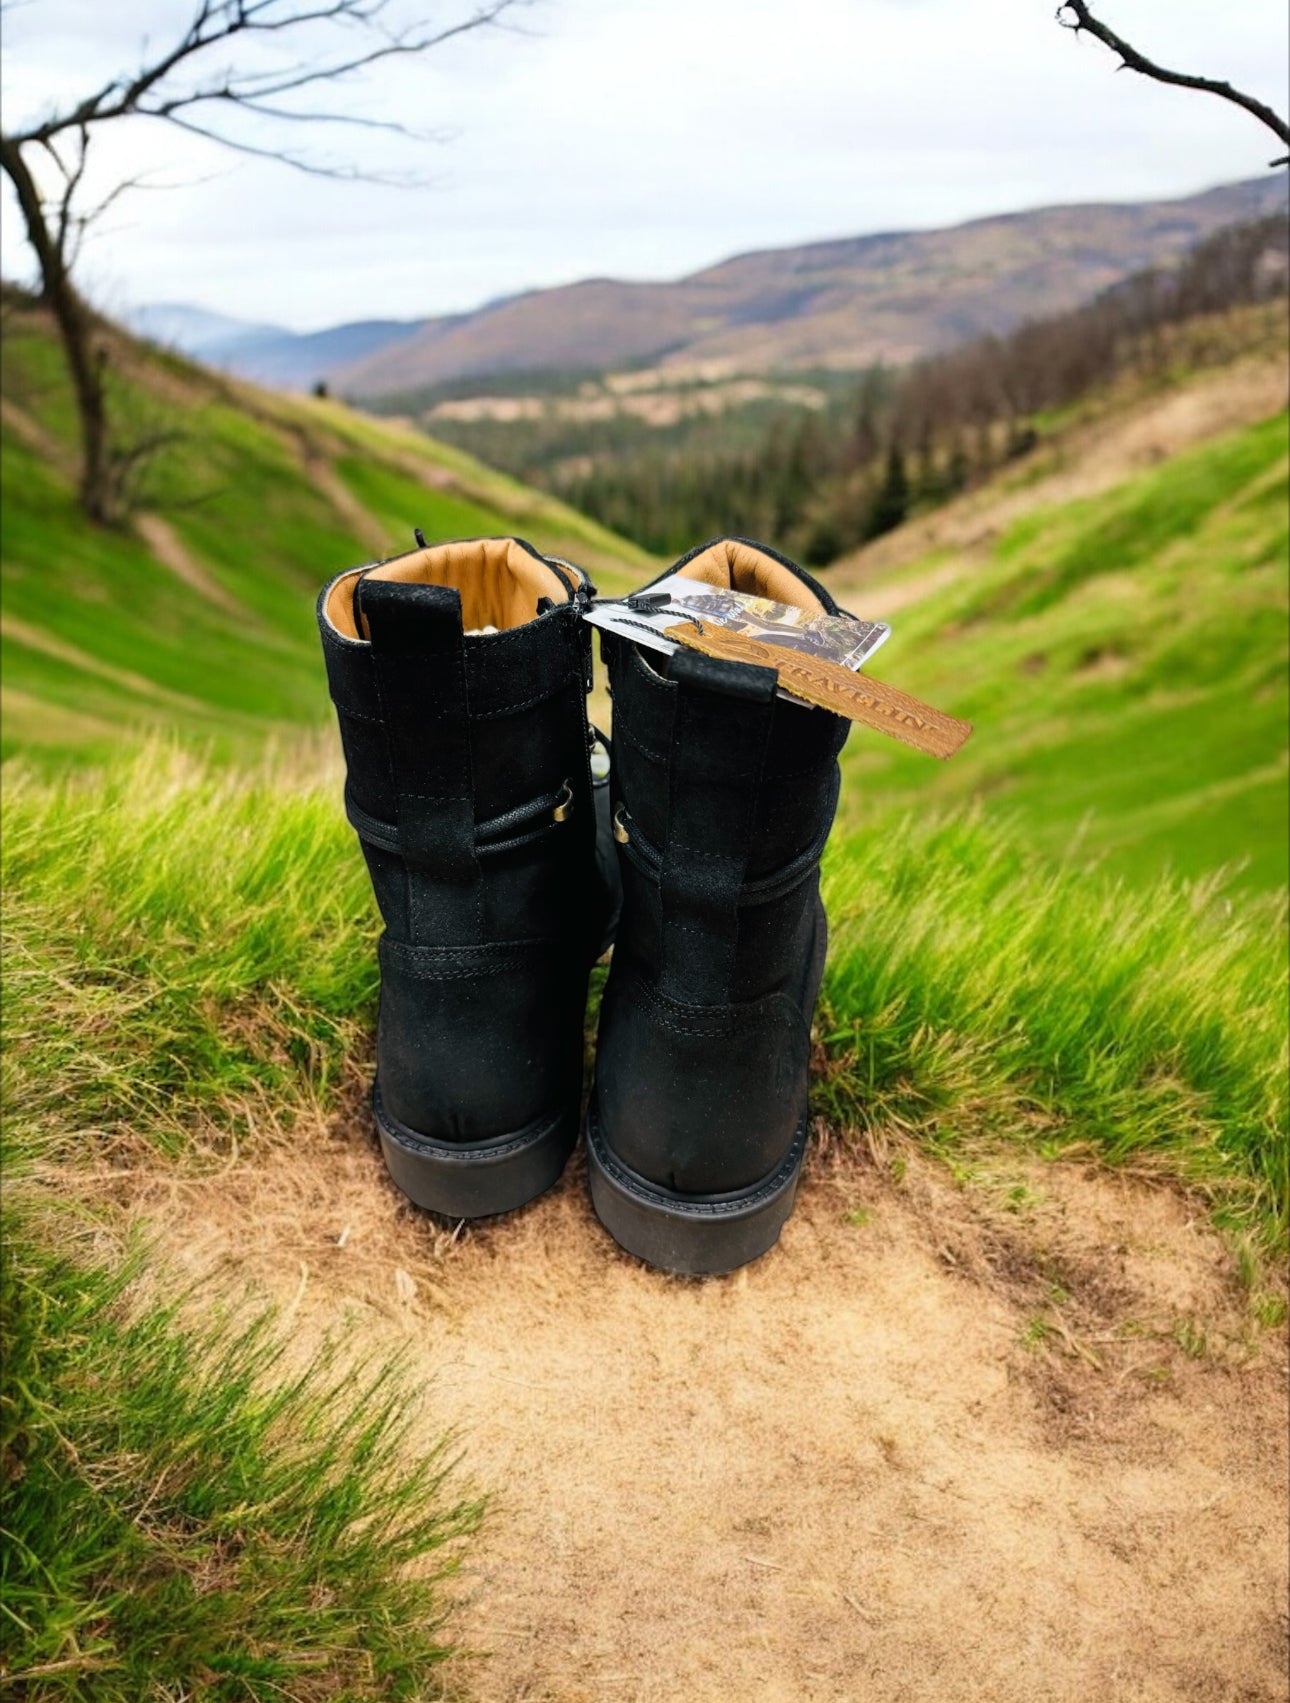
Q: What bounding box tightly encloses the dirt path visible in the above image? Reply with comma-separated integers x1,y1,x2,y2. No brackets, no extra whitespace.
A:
0,613,217,714
0,395,74,474
120,1118,1287,1703
133,513,247,617
299,447,392,559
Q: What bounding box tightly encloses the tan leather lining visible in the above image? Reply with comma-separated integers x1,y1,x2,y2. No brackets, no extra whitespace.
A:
673,540,825,613
324,568,368,637
323,539,570,639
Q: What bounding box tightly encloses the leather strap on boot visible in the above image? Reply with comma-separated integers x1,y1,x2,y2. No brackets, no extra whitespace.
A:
659,649,777,1005
358,576,482,946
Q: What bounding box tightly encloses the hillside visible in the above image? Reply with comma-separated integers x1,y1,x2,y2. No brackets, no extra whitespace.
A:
3,296,1286,898
130,178,1288,399
4,300,1287,1701
0,298,650,764
335,176,1286,397
828,353,1290,892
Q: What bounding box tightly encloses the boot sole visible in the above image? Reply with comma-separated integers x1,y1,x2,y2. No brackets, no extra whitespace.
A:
374,1082,577,1219
585,1100,807,1276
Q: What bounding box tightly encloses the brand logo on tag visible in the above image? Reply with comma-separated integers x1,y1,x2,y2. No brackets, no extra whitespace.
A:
665,623,973,761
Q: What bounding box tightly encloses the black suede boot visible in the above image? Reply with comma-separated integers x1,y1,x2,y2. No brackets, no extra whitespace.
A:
587,538,849,1274
318,536,614,1218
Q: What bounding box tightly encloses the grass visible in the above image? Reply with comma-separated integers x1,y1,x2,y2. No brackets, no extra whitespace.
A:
0,1188,479,1699
5,748,1285,1257
831,409,1290,893
1,749,375,1161
817,811,1288,1251
0,748,488,1698
0,301,649,766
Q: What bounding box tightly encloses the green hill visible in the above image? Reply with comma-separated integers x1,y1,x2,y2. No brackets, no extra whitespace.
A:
0,296,650,764
830,358,1289,893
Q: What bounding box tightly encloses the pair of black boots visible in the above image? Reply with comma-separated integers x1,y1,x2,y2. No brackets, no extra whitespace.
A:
318,535,848,1275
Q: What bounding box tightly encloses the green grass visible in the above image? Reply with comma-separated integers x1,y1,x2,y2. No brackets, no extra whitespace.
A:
0,748,489,1697
5,749,1285,1254
0,1189,478,1699
817,811,1288,1250
833,410,1290,893
0,303,650,766
2,749,375,1160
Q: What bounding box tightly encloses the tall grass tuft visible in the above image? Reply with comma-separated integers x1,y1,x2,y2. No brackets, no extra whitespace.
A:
0,1190,480,1698
819,812,1288,1249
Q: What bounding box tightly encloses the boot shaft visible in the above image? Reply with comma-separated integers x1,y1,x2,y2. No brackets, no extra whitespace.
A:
602,538,849,1007
319,537,600,951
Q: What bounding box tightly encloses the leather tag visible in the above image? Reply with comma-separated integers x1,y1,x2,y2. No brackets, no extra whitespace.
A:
665,622,973,760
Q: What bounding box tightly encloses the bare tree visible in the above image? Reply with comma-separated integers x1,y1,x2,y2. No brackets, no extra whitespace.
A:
1058,2,1290,167
0,0,521,524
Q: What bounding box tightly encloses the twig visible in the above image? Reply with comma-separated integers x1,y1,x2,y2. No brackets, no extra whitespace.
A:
1058,1,1290,165
842,1592,875,1622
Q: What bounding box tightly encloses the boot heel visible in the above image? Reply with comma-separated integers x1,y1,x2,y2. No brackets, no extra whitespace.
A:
374,1084,577,1219
585,1101,806,1276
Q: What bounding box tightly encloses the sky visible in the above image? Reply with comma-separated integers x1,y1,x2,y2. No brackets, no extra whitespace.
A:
2,0,1287,331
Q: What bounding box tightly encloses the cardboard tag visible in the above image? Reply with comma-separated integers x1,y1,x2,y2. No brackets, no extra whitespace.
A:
665,622,972,760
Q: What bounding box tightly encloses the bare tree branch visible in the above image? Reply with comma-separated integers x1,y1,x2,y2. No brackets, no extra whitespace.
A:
213,97,442,141
7,1,519,149
0,0,525,523
1058,1,1290,166
162,112,422,181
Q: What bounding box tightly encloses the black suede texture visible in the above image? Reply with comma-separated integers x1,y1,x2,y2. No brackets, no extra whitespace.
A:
592,543,849,1198
318,545,607,1147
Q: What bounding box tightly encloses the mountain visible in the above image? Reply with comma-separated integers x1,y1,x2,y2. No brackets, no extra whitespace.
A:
126,302,423,392
130,177,1288,400
334,175,1288,397
124,302,284,353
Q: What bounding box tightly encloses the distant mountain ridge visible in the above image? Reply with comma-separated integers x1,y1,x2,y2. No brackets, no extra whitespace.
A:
125,302,425,391
136,176,1287,396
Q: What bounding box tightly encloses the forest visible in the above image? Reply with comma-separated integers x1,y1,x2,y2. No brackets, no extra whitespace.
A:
397,212,1289,563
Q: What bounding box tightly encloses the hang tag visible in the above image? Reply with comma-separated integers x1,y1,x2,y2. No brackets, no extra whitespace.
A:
582,574,891,709
665,622,973,760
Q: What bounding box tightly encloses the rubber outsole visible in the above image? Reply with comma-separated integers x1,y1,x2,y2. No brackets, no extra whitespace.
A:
584,1099,807,1276
373,1082,577,1219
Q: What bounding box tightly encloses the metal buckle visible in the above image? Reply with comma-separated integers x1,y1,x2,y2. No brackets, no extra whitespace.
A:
552,781,574,823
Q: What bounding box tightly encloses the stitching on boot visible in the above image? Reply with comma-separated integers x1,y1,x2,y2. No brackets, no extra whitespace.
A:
624,963,810,1044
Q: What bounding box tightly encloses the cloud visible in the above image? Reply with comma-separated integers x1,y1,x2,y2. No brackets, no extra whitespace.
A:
3,0,1286,329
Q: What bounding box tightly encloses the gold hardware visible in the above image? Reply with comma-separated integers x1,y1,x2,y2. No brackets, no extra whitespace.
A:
552,781,574,823
612,805,630,845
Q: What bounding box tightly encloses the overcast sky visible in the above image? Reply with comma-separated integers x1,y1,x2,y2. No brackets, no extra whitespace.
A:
3,0,1286,331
